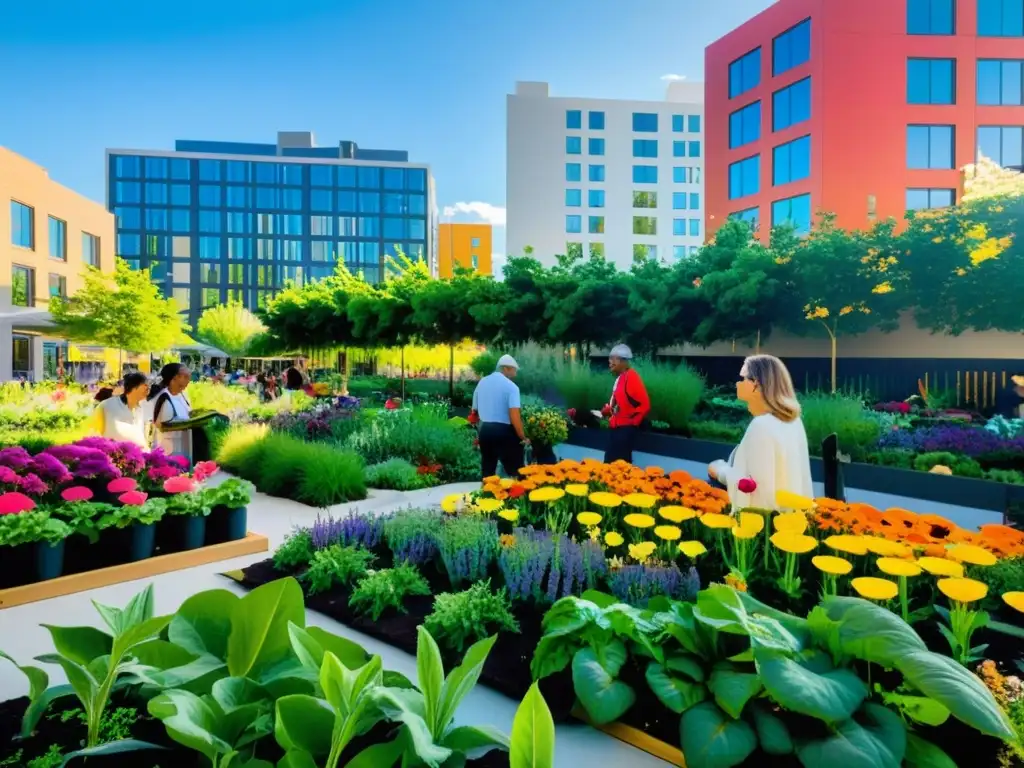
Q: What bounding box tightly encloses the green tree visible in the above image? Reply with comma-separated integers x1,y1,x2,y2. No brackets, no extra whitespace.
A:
497,255,551,345
49,258,189,369
623,257,702,357
196,301,266,357
540,252,630,354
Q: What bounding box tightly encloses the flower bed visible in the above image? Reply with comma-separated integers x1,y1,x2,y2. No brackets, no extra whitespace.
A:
236,459,1024,768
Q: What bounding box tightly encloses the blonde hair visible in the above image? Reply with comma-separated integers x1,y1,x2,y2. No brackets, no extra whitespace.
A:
743,355,801,422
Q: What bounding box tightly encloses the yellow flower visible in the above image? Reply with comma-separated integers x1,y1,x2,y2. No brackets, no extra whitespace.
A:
589,492,623,508
917,557,964,578
441,493,471,514
654,525,682,541
623,493,657,509
732,525,759,540
725,572,748,592
500,478,515,489
839,305,853,316
659,506,698,523
937,577,988,603
624,513,656,529
929,465,953,476
947,544,997,567
773,512,808,534
872,281,894,295
771,532,818,554
565,483,589,497
604,531,624,547
700,513,736,529
678,540,707,558
498,510,520,523
876,557,922,577
1001,592,1024,613
824,535,869,556
577,511,602,527
629,541,656,563
776,491,814,511
499,533,516,547
588,526,601,542
737,511,765,535
812,555,853,575
863,537,911,558
474,498,504,514
529,487,565,503
805,306,829,320
955,267,967,276
852,577,898,601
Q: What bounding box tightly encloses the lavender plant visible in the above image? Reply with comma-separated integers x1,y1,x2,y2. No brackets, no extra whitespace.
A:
607,564,700,608
384,507,442,566
498,528,554,603
498,528,607,604
435,516,499,587
310,509,384,551
546,534,607,603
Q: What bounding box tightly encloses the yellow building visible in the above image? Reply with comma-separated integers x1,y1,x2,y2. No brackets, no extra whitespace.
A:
0,147,115,380
438,223,492,277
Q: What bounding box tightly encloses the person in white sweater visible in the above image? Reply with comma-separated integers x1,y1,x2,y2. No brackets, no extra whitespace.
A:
708,354,813,512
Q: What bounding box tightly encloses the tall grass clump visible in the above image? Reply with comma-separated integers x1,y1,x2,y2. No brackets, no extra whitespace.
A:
214,424,270,483
296,447,366,507
635,360,705,430
506,343,575,398
799,392,882,459
188,381,261,417
554,361,609,412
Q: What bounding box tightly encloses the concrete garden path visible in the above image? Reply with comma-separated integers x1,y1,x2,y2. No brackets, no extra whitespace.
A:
0,478,671,767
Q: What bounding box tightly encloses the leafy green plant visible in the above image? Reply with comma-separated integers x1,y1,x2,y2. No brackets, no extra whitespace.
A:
375,627,509,766
302,545,376,595
424,581,520,653
273,529,315,571
96,498,167,530
0,509,70,547
554,363,609,414
864,449,915,469
913,451,984,477
435,516,499,587
213,424,270,484
364,458,429,491
800,393,882,459
349,563,431,621
165,491,212,518
204,478,255,510
50,704,140,743
977,557,1024,611
635,360,705,430
0,745,64,768
295,443,366,507
984,468,1024,485
689,420,745,443
510,682,556,768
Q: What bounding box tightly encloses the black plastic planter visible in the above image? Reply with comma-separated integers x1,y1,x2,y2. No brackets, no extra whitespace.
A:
205,506,248,546
158,515,207,553
104,523,157,564
33,540,65,582
0,543,31,588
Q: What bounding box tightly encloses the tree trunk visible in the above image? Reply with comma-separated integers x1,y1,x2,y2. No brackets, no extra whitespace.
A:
755,329,761,355
829,332,837,394
118,348,123,379
449,344,455,399
341,348,350,396
401,346,406,400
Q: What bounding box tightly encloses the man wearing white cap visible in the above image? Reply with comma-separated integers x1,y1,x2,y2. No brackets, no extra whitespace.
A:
471,355,529,479
598,344,650,464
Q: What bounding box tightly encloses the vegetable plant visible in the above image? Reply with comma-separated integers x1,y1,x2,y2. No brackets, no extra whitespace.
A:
96,498,168,530
0,509,70,547
349,563,431,622
204,478,255,510
424,581,520,653
510,682,556,768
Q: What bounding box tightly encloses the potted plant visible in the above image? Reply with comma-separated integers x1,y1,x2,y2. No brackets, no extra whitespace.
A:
50,486,116,574
157,476,211,553
0,492,71,588
203,478,254,545
95,494,168,564
522,403,570,465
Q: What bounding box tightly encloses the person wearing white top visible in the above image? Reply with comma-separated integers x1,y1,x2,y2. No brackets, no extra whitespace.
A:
708,355,813,512
91,372,150,448
147,362,193,453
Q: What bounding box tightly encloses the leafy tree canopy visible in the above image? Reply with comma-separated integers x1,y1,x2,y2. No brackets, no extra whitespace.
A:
196,301,266,357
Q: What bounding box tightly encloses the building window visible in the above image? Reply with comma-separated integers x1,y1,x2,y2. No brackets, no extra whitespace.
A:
588,138,605,155
730,207,760,229
632,113,658,132
566,109,582,129
10,201,33,249
673,141,687,158
170,184,190,206
773,19,811,76
633,191,658,208
978,59,1024,105
690,192,701,209
566,163,582,182
673,166,701,184
589,189,606,207
199,185,223,207
633,244,657,261
907,125,955,168
115,207,141,230
633,139,658,158
729,155,761,199
773,135,811,186
978,0,1024,36
589,242,605,259
48,273,66,299
908,0,955,34
566,136,582,154
82,232,100,267
566,189,582,207
689,141,701,158
672,218,687,236
633,216,657,235
906,188,956,210
907,58,956,104
633,165,658,183
114,155,141,178
771,193,812,234
565,243,583,260
672,192,689,210
588,216,605,234
729,102,762,148
672,115,685,132
689,115,701,133
773,78,811,132
589,111,605,129
673,246,688,259
566,215,582,233
115,181,141,204
471,236,481,247
729,47,762,98
48,216,66,261
689,219,701,237
588,164,605,181
978,125,1024,168
12,266,34,307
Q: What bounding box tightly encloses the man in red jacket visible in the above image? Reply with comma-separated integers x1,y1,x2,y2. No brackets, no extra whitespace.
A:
600,344,650,464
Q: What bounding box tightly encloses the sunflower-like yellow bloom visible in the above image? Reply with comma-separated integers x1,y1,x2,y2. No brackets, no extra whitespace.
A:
876,557,922,577
852,577,898,601
529,487,565,503
947,544,997,567
624,513,656,529
737,512,765,535
812,555,853,575
678,540,708,558
659,506,698,523
700,513,736,529
589,491,623,508
623,493,658,509
824,535,869,556
577,511,602,527
498,510,519,523
863,537,911,558
917,557,964,577
474,498,504,514
776,490,814,511
773,511,808,534
937,577,988,603
604,531,624,547
441,493,471,514
655,525,682,541
771,532,818,554
1002,592,1024,613
565,483,589,497
629,541,657,562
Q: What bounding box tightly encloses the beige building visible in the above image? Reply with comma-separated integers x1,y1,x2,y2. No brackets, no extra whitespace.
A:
0,147,114,380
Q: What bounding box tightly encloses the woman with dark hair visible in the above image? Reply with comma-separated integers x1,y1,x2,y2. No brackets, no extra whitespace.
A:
148,363,192,429
91,372,150,447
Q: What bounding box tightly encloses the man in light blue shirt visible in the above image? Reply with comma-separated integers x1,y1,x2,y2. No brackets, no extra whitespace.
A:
471,354,529,479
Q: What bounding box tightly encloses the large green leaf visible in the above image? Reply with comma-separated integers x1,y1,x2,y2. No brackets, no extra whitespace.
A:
93,583,155,636
170,589,240,660
443,724,510,759
374,688,452,768
227,578,305,678
664,653,705,682
510,682,555,768
754,649,867,725
288,623,368,674
112,615,172,660
897,649,1015,741
708,665,763,719
539,597,608,637
277,750,319,768
59,738,168,766
274,694,335,757
147,689,231,762
344,738,404,768
678,701,757,768
880,692,949,726
748,702,793,755
437,633,497,735
41,625,112,666
0,650,48,700
35,654,97,710
694,585,752,636
795,702,906,768
531,636,576,681
825,597,927,668
416,625,445,735
20,683,76,738
904,733,957,768
572,647,636,726
644,662,706,714
212,676,268,712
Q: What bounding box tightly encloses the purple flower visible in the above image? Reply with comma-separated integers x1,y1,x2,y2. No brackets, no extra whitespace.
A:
147,466,178,481
16,473,49,496
499,528,607,604
0,447,32,471
311,510,384,550
608,564,700,608
0,466,20,486
28,453,73,484
436,517,498,586
877,424,1024,457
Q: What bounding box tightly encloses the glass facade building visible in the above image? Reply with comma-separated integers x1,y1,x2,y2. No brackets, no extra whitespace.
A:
106,132,436,326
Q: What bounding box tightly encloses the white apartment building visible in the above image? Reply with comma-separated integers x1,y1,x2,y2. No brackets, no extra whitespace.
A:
506,80,704,270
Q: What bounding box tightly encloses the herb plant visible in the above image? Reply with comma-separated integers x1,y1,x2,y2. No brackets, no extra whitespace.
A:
364,457,429,491
301,544,376,595
383,507,441,566
349,563,431,621
96,498,167,530
204,478,254,509
424,580,520,652
607,563,700,608
310,509,383,551
273,529,315,571
499,528,607,604
0,509,70,547
436,516,499,587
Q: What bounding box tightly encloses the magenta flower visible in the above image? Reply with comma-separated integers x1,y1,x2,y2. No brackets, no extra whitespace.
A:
147,466,178,482
119,490,148,506
171,455,190,469
0,447,32,471
16,474,48,496
107,477,138,494
193,461,219,483
0,492,36,515
737,477,757,494
0,466,20,486
163,476,196,494
61,486,94,502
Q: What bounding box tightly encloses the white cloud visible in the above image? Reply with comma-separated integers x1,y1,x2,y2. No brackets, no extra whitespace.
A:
490,252,507,280
660,73,687,81
441,201,506,227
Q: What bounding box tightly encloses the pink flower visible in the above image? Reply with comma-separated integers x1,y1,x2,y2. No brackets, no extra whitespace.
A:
119,490,149,506
170,455,190,469
61,486,94,502
163,476,196,494
0,492,36,515
737,477,757,494
193,461,219,483
147,466,178,481
107,477,138,494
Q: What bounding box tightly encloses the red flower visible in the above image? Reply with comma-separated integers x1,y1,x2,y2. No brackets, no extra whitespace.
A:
0,492,36,515
119,491,149,506
508,485,526,499
567,408,577,420
163,476,196,494
737,477,757,494
467,410,480,425
61,486,94,502
193,461,219,483
107,478,137,494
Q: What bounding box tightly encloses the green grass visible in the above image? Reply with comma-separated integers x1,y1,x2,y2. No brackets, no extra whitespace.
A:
799,393,882,460
554,363,609,413
636,360,705,430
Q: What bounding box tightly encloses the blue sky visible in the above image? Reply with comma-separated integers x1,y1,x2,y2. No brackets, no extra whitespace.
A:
0,0,773,263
